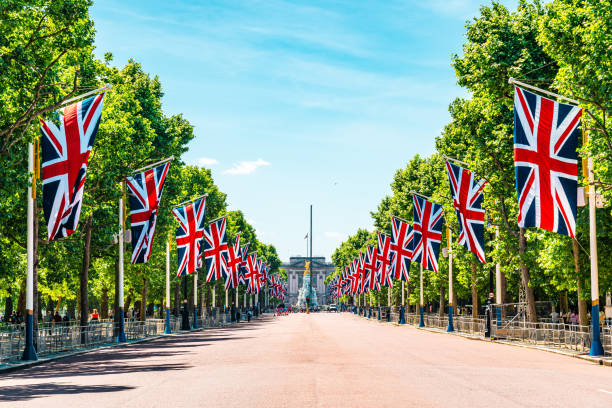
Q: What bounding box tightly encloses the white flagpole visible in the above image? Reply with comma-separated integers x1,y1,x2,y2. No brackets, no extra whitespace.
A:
419,263,424,327
165,235,171,334
587,126,603,355
117,188,126,342
22,143,37,360
447,227,454,332
495,227,502,329
193,272,198,328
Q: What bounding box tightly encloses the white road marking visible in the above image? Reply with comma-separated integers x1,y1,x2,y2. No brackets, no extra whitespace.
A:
598,389,612,395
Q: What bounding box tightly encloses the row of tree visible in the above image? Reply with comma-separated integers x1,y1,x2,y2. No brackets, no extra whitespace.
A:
0,1,283,329
329,0,612,323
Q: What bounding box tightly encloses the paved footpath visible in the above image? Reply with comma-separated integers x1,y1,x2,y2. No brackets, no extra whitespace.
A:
2,313,612,408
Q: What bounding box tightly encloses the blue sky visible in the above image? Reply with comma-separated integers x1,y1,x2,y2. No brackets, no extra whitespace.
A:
91,0,516,262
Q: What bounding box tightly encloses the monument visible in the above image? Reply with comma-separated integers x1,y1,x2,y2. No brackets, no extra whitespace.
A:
296,261,318,309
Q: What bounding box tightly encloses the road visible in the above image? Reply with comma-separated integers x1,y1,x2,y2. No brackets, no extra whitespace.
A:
2,313,612,407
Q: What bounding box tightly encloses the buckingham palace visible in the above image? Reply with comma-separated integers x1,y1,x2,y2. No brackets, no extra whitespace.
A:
281,256,336,306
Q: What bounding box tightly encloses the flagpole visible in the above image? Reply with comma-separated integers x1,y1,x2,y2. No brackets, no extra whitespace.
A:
419,263,425,327
165,234,171,334
117,185,127,342
212,285,216,318
175,193,208,208
59,84,111,107
193,272,198,329
447,227,454,332
22,143,37,361
400,280,405,324
225,288,229,322
410,190,439,203
508,77,580,105
132,156,174,174
495,227,502,329
587,126,604,355
442,155,469,167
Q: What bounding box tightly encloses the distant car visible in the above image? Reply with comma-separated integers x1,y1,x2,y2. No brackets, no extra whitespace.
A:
329,304,337,312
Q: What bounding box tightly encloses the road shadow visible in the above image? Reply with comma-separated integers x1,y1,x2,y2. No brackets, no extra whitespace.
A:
0,382,135,402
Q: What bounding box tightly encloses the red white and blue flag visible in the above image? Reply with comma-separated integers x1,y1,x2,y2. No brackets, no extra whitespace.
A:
445,161,487,262
126,162,170,264
203,217,229,282
412,195,444,273
245,253,261,294
357,253,366,294
40,93,105,240
364,245,378,292
238,243,250,285
389,216,413,282
172,196,206,277
513,86,581,237
376,233,393,288
224,234,242,290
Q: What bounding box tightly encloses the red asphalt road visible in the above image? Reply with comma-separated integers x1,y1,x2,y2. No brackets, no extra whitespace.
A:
2,313,612,407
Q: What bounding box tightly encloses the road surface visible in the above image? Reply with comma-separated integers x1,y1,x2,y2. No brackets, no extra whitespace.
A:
2,313,612,407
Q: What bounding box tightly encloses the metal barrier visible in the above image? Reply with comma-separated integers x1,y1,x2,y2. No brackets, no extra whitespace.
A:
0,313,245,364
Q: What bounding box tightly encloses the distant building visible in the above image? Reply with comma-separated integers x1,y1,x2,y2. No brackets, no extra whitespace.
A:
282,256,335,305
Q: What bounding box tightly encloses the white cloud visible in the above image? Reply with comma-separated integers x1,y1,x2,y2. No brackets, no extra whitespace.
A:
223,158,270,175
197,157,218,166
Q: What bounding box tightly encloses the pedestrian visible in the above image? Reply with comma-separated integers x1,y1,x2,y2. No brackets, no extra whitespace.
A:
599,309,606,326
90,308,99,323
236,310,241,322
247,308,252,322
230,302,236,322
53,311,61,324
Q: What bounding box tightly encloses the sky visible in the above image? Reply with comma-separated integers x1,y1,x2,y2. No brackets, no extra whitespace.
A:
90,0,516,263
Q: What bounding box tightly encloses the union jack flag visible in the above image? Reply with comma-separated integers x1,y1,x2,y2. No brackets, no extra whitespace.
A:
349,260,360,296
513,86,581,237
357,254,366,294
342,266,351,295
412,195,444,273
363,245,378,292
445,161,487,262
376,233,393,288
389,216,413,282
203,218,229,282
40,93,105,240
238,243,249,285
224,234,242,290
172,197,206,277
244,253,261,294
126,162,170,264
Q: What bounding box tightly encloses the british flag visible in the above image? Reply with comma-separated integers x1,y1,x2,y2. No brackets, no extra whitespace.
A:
357,254,367,294
364,245,379,292
203,218,229,282
376,233,393,288
172,196,206,277
126,162,170,264
349,260,360,296
445,161,487,262
40,93,105,240
412,195,444,273
244,253,261,294
259,261,269,290
513,86,581,237
342,266,351,295
238,242,250,285
224,234,242,290
389,216,413,282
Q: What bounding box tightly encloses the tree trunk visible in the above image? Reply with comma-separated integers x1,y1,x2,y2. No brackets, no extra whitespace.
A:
5,287,13,319
80,216,93,343
140,277,147,322
471,259,479,319
100,288,108,319
560,291,569,317
114,258,120,335
125,288,133,315
439,285,445,316
518,228,537,322
406,281,411,314
17,279,26,317
174,280,180,316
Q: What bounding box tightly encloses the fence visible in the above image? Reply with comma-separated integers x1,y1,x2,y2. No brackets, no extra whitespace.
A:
357,310,611,356
0,312,248,364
